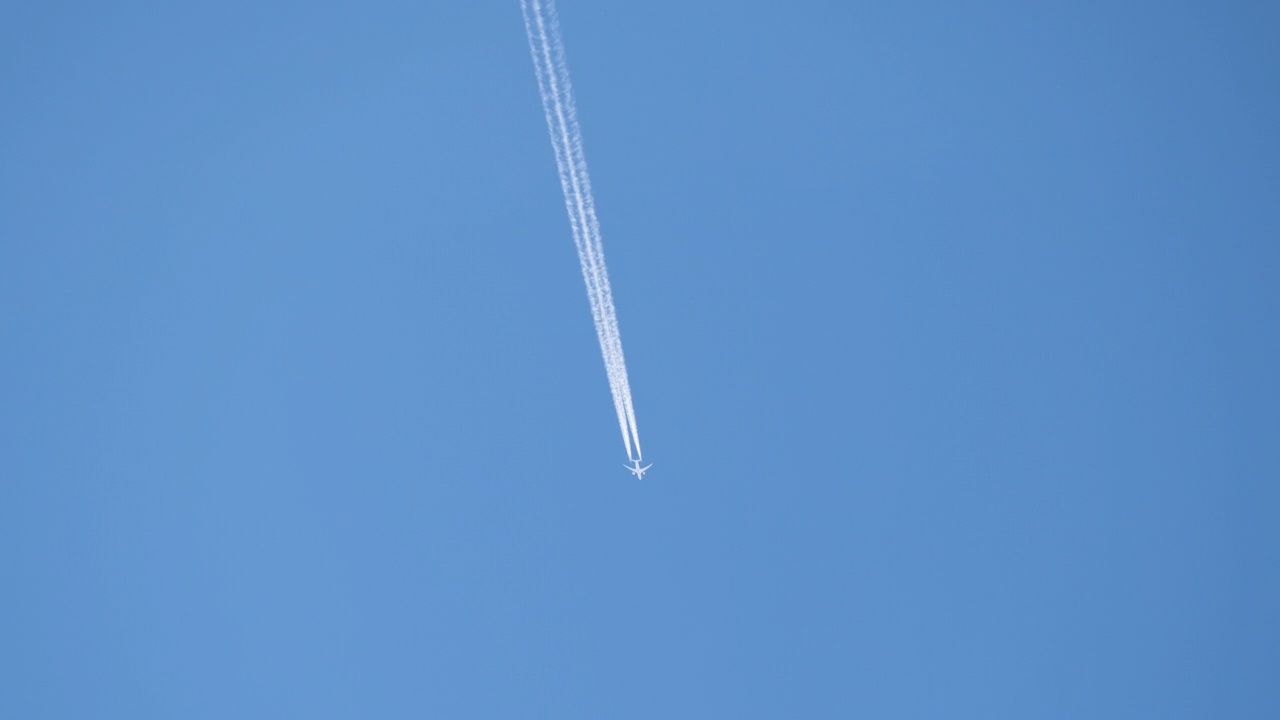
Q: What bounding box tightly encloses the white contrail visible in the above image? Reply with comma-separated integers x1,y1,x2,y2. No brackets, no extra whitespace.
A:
521,0,643,461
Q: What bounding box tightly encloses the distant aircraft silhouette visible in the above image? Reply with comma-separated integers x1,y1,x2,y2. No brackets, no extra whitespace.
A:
625,459,652,479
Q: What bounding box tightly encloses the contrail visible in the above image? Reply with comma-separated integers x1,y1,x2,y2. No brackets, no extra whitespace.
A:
521,0,643,461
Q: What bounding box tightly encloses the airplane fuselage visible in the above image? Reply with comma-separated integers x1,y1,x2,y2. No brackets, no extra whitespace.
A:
626,459,652,479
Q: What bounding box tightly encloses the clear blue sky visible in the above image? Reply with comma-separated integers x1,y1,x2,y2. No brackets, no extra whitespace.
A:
2,1,1277,717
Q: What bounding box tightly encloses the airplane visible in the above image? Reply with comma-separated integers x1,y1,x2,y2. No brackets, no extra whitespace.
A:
625,458,652,479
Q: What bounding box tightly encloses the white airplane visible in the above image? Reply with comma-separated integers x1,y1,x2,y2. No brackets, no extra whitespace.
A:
625,458,652,479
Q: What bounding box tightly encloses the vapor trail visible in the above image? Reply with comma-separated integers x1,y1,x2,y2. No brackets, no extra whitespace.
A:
521,0,643,460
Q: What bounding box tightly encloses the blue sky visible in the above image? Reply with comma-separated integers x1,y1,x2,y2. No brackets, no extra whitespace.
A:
2,1,1277,717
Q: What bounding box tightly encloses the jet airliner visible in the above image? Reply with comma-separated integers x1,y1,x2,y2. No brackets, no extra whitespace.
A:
626,459,652,479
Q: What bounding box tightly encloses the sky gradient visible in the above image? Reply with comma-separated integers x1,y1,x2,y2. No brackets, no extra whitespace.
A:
2,1,1278,717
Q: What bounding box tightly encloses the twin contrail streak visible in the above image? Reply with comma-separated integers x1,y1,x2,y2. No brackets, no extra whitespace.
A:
521,0,643,461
